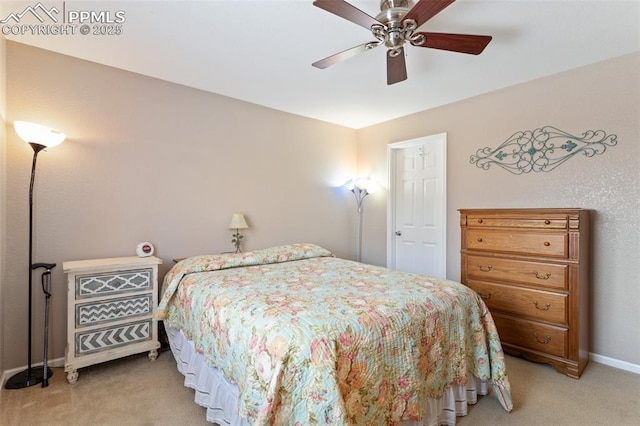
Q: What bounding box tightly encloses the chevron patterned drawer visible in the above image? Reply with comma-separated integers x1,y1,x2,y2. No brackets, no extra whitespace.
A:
75,294,153,328
75,320,152,356
76,268,152,299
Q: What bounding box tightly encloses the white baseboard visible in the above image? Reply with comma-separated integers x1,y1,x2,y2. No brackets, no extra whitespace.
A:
0,356,64,394
590,352,640,374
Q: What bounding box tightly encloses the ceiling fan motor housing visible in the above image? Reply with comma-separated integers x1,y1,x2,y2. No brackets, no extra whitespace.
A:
376,0,412,26
376,0,416,50
379,0,413,12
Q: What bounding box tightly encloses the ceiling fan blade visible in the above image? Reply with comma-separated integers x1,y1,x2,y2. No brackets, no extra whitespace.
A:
387,48,407,85
413,32,492,55
403,0,456,28
313,0,380,30
312,43,375,69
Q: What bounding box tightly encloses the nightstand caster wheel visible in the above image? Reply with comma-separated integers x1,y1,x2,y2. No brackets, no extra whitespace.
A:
67,370,79,384
148,349,158,361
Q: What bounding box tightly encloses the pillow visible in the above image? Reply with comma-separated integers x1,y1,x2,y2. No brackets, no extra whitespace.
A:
181,243,333,272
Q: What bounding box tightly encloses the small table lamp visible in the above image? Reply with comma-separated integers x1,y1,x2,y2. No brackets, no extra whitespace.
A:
228,213,249,253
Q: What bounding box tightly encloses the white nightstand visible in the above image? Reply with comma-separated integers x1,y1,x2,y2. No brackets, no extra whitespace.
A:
63,256,162,383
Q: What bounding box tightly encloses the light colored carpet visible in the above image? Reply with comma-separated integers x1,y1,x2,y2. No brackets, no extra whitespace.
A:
1,351,638,425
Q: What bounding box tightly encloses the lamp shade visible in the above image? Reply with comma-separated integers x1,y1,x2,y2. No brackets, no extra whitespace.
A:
228,213,249,229
346,177,378,194
14,121,66,148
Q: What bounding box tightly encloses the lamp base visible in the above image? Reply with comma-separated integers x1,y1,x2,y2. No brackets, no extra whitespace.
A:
4,367,53,389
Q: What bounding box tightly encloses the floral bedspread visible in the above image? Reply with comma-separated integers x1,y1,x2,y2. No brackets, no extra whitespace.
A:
155,243,512,425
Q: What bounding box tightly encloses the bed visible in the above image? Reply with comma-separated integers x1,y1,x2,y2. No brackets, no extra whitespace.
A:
155,243,512,425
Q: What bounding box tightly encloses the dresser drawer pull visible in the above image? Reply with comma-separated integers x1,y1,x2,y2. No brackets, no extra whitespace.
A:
478,292,491,300
533,333,551,344
533,301,551,311
543,241,551,246
544,220,551,225
477,264,492,272
533,271,551,280
476,237,483,243
477,219,483,224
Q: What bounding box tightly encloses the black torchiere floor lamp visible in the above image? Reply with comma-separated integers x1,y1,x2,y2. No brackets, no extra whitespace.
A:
5,121,66,390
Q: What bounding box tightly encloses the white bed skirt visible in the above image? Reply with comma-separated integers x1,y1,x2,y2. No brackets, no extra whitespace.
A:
166,326,490,426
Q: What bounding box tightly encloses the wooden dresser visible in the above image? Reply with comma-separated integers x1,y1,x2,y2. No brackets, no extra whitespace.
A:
459,208,590,378
63,256,162,383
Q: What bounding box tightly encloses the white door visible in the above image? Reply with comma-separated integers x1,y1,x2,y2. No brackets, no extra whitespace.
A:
387,134,447,278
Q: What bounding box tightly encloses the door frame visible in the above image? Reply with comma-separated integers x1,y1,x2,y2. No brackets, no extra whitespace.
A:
386,133,447,274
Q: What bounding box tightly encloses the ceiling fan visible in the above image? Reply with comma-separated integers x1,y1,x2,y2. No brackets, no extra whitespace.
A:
311,0,492,85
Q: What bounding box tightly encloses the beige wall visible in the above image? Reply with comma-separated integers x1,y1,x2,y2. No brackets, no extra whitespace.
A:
3,40,639,373
4,42,357,369
0,27,6,375
356,52,640,366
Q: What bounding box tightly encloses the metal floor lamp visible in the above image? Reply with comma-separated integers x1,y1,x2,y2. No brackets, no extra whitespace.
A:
347,178,376,262
5,121,66,390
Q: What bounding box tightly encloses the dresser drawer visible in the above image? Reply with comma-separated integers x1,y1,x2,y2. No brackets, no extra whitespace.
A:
75,294,153,328
468,280,567,325
75,268,153,299
75,320,152,356
466,255,568,290
465,230,568,258
493,313,567,358
466,215,568,229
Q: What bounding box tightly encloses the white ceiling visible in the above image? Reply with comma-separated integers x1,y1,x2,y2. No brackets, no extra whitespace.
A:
3,0,640,129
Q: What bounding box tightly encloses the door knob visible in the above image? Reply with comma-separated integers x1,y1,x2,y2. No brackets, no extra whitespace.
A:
395,231,402,236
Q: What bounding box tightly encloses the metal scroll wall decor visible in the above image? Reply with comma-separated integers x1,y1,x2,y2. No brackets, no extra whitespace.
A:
469,126,617,174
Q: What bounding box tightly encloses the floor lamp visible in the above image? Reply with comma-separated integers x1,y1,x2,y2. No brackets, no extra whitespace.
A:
347,178,376,262
5,121,66,390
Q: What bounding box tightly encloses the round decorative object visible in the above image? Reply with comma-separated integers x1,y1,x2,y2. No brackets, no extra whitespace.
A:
136,242,154,257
